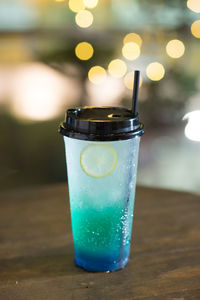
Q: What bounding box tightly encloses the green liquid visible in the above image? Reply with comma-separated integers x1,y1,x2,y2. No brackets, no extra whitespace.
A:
71,205,133,255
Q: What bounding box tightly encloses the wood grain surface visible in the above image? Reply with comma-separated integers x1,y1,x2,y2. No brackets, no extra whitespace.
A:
0,184,200,300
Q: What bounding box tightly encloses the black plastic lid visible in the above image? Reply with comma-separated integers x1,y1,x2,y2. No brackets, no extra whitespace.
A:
59,106,144,141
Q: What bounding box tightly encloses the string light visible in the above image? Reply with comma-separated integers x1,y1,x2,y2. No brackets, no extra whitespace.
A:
75,10,93,28
75,42,94,60
187,0,200,13
68,0,85,13
124,72,142,90
122,42,140,61
146,62,165,81
166,39,185,59
88,66,107,84
123,33,142,47
108,59,127,78
83,0,98,9
191,20,200,38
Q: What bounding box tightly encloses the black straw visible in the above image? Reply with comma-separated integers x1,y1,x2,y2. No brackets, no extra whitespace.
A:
132,70,140,117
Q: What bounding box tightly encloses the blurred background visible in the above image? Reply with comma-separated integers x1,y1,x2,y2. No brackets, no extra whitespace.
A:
0,0,200,192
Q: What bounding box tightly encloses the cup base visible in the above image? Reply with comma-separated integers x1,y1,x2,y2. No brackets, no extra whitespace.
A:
75,256,129,272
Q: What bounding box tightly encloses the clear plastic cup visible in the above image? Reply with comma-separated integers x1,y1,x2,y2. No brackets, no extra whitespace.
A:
60,107,144,272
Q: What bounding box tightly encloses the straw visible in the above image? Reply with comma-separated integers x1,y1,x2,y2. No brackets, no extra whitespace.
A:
132,70,140,117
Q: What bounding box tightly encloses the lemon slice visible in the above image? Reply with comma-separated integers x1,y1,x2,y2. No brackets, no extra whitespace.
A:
80,144,117,178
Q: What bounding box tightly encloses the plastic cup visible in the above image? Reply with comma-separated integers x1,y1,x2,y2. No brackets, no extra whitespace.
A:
60,106,144,272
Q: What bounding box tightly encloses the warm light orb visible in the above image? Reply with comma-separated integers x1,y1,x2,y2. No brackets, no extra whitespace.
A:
108,59,127,78
68,0,85,13
122,42,140,61
83,0,98,9
166,39,185,59
123,33,142,47
88,66,107,84
146,62,165,81
187,0,200,13
86,76,124,106
191,20,200,38
75,42,94,60
10,63,81,121
124,72,142,90
184,110,200,141
75,10,93,28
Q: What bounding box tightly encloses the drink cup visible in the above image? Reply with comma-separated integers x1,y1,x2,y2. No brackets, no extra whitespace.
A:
60,106,144,272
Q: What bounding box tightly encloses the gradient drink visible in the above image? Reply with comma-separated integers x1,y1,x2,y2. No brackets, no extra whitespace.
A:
60,107,144,271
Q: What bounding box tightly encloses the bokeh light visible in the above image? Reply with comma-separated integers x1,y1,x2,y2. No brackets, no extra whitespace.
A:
83,0,98,9
86,76,124,106
10,63,81,121
88,66,107,84
187,0,200,13
184,110,200,141
191,20,200,38
108,59,127,78
75,42,94,60
75,10,93,28
124,72,143,90
68,0,85,13
146,62,165,81
122,42,140,61
166,39,185,59
123,33,142,47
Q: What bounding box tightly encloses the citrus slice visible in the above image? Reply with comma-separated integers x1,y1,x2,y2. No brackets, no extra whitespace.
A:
80,144,117,178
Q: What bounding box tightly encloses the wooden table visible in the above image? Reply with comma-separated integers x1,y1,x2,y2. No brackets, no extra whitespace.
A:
0,184,200,300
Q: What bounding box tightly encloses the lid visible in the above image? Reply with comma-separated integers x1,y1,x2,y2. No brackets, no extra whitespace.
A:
59,106,144,141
